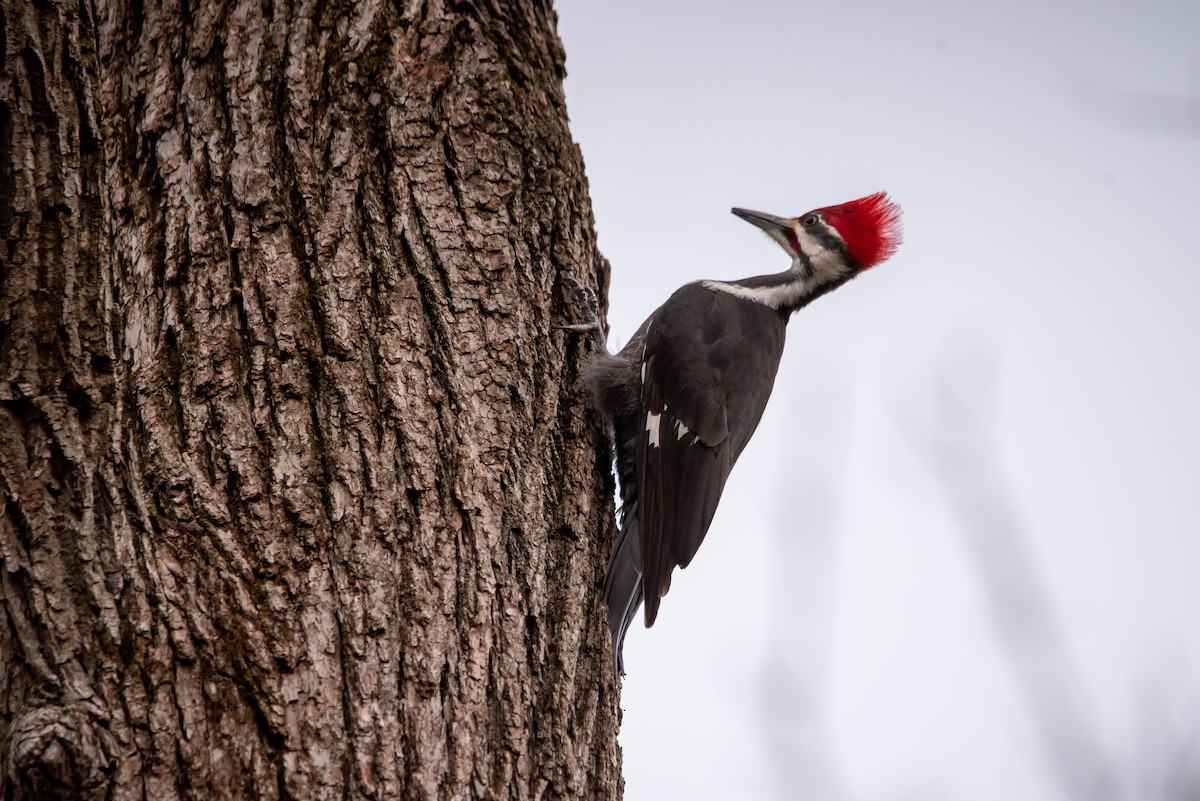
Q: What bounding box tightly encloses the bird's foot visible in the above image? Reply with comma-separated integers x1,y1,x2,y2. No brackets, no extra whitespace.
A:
557,274,605,348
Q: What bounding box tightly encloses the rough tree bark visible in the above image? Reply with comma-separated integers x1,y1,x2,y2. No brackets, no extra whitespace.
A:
0,0,621,798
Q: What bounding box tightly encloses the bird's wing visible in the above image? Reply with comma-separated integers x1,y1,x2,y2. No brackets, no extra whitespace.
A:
636,285,786,626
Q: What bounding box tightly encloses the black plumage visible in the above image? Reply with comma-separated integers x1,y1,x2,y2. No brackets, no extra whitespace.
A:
584,194,902,673
587,285,787,672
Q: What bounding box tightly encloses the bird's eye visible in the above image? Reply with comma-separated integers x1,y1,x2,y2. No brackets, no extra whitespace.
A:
802,214,819,228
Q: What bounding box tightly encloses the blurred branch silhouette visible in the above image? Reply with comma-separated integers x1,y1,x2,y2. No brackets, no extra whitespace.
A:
757,374,855,801
751,350,1198,801
908,348,1120,801
906,346,1198,801
759,475,851,801
1134,684,1200,800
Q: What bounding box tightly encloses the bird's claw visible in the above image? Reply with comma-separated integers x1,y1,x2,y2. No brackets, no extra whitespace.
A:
563,274,600,322
557,274,605,345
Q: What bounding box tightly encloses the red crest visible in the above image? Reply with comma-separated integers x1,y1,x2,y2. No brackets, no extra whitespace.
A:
821,192,903,270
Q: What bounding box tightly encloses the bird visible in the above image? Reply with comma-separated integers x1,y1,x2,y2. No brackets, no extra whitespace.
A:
581,192,903,674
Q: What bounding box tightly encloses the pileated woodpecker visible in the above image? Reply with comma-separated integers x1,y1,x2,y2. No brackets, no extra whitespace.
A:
583,192,902,673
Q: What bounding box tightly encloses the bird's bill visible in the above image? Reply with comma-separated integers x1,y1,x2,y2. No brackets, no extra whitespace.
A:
731,208,791,234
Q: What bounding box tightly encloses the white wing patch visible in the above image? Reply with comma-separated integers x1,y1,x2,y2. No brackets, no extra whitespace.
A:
646,411,662,448
645,410,690,448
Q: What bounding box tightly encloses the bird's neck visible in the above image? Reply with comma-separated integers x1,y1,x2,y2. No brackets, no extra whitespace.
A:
702,267,824,314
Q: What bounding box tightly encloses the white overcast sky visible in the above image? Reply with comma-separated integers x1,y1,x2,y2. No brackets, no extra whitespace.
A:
556,1,1200,799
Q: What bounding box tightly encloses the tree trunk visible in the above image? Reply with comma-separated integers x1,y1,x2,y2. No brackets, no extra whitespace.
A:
0,0,621,798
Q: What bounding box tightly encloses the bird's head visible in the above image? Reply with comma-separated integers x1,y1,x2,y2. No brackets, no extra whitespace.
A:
732,192,903,284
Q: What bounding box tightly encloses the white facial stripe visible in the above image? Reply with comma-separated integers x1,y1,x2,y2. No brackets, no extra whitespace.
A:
811,248,847,284
794,226,829,259
792,224,849,284
646,411,662,448
701,279,810,310
819,221,845,244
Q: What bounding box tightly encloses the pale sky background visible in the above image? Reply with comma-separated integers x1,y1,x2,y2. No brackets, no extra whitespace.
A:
556,1,1200,799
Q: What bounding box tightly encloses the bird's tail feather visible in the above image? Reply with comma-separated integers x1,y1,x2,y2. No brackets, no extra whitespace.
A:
602,410,643,674
603,506,642,675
